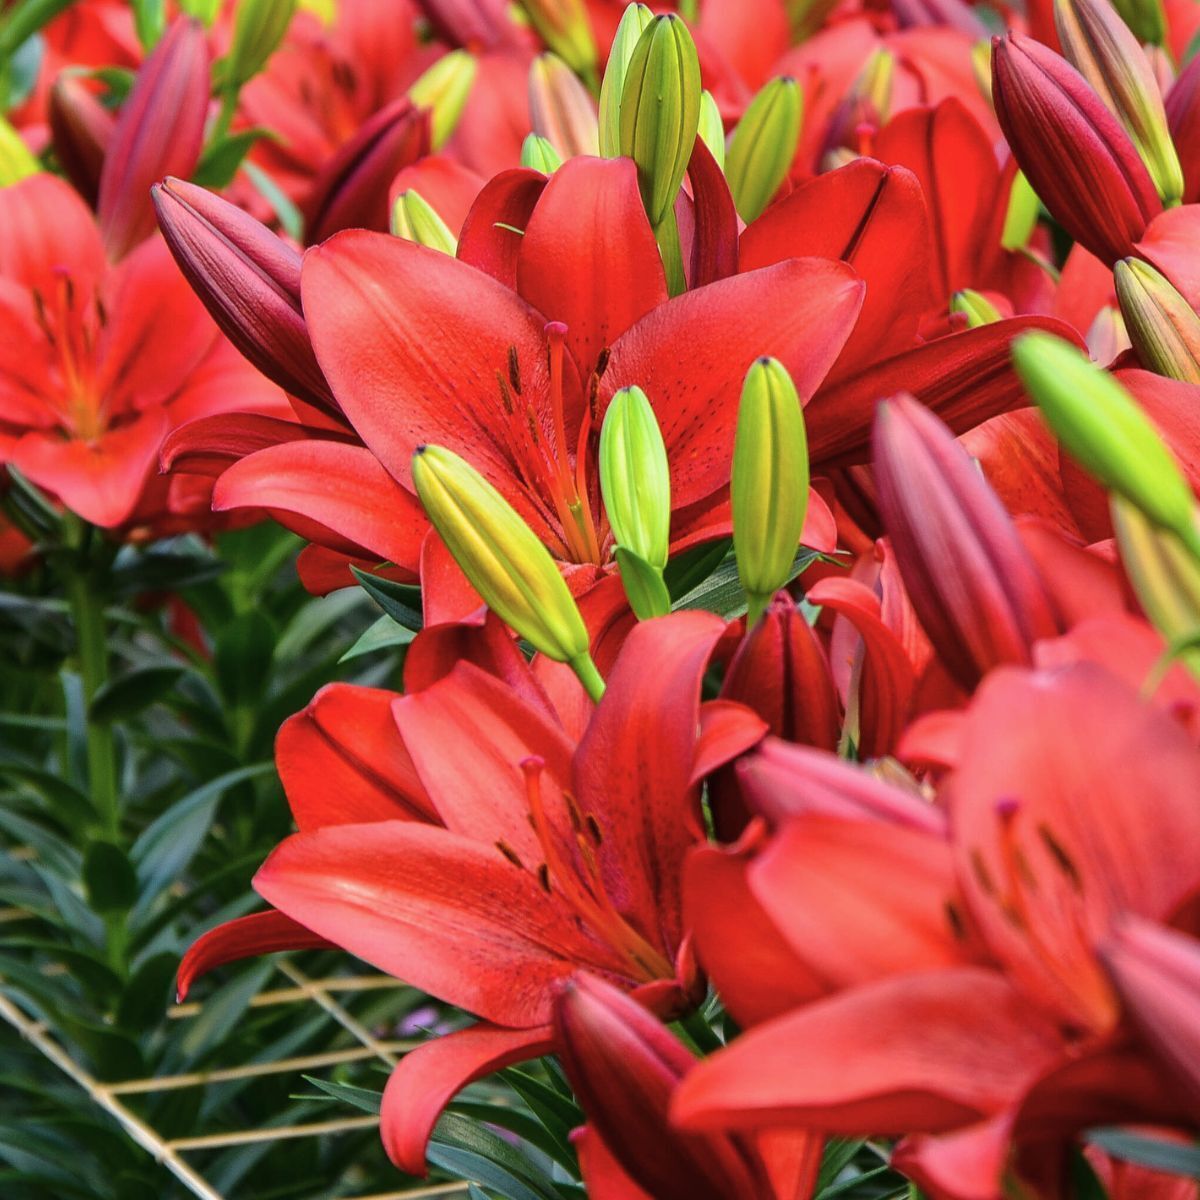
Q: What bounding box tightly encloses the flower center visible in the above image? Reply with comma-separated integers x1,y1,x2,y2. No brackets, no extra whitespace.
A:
33,270,104,442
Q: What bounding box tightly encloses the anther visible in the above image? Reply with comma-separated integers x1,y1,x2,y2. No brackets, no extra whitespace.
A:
537,863,553,893
594,347,610,380
495,370,514,414
585,814,603,845
496,840,524,869
507,345,522,394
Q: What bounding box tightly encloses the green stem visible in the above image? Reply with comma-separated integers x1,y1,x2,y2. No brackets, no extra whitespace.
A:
208,84,240,148
65,547,119,839
654,207,688,297
570,653,607,703
679,1008,723,1055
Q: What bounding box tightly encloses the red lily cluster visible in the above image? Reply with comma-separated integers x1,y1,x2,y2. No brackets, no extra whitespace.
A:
9,0,1200,1197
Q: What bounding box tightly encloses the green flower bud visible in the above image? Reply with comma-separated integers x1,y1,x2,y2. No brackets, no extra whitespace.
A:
614,546,671,620
518,0,599,89
1013,332,1200,556
1114,258,1200,384
1001,170,1039,251
619,14,701,229
412,444,605,698
725,76,802,223
226,0,296,89
697,89,726,170
786,0,841,41
521,133,564,173
950,289,1003,328
731,357,810,625
0,117,39,186
971,38,993,100
598,2,654,158
528,52,599,159
1109,0,1166,47
409,50,478,151
1055,0,1183,205
390,190,457,254
1113,497,1200,677
599,385,671,570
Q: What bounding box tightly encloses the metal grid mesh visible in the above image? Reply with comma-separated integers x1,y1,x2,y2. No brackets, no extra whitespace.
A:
0,954,469,1200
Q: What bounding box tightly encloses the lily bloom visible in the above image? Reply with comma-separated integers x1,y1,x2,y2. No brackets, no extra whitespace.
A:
181,154,861,603
180,612,766,1176
676,661,1200,1200
555,972,822,1200
0,173,286,531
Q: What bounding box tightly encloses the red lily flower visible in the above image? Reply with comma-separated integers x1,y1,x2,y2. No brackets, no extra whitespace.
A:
191,154,861,603
180,612,765,1175
676,662,1200,1199
555,972,823,1200
0,174,287,531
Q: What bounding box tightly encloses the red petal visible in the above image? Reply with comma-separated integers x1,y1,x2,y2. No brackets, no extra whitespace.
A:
381,1023,554,1176
254,822,630,1026
176,910,332,1001
276,683,437,830
418,528,485,627
161,413,318,478
692,700,768,785
891,1116,1015,1200
574,1126,655,1200
456,166,548,287
606,260,864,507
388,154,485,237
213,439,428,570
685,136,739,287
0,173,105,296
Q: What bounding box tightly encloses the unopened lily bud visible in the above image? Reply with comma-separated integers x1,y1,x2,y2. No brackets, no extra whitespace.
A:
1166,55,1200,205
226,0,297,89
951,289,1002,328
413,0,512,50
824,48,892,154
97,17,210,260
411,445,604,697
390,190,458,254
0,117,38,186
1112,498,1200,675
725,76,802,223
874,396,1060,689
528,52,599,159
1115,259,1200,383
1109,0,1166,46
304,99,431,243
409,50,478,150
598,2,653,158
732,358,809,626
992,33,1162,264
518,0,598,88
786,0,841,41
520,133,563,173
1001,169,1039,250
697,90,725,169
619,14,701,229
599,386,671,570
153,177,336,412
48,75,113,205
1054,0,1183,206
1014,332,1200,556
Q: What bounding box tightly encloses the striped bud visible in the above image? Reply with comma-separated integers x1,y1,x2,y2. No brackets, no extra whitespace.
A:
1166,55,1200,205
520,133,563,173
0,117,38,186
1001,170,1039,250
1112,498,1200,675
619,14,701,229
599,386,671,570
48,75,114,205
1054,0,1183,206
992,33,1161,264
950,289,1002,328
1013,332,1200,556
226,0,297,89
152,177,335,413
697,90,725,170
732,358,810,626
409,49,478,150
518,0,598,88
1114,258,1200,384
598,2,653,158
390,190,458,254
725,76,802,223
411,445,604,698
613,547,671,620
528,52,599,159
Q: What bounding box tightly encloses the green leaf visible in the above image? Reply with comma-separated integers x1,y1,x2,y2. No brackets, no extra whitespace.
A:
674,546,822,618
193,126,274,189
2,30,42,107
130,0,165,48
1088,1129,1200,1179
82,841,137,914
214,610,276,707
339,614,418,663
299,1076,383,1115
88,664,186,724
351,566,424,629
430,1112,560,1200
116,952,178,1029
241,159,304,241
664,537,731,599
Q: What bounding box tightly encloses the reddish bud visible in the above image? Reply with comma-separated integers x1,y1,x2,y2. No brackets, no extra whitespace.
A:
873,395,1061,689
152,178,336,413
1166,55,1200,206
991,33,1162,264
48,74,114,208
411,0,514,49
303,98,431,245
97,18,210,261
1100,917,1200,1110
553,975,765,1200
